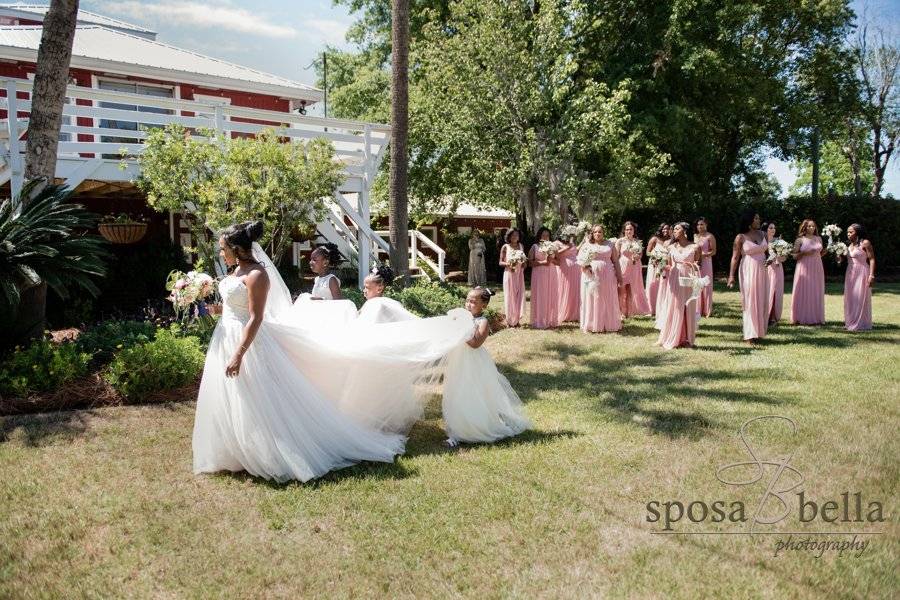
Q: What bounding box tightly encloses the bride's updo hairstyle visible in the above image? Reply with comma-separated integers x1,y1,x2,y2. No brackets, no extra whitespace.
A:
222,220,264,258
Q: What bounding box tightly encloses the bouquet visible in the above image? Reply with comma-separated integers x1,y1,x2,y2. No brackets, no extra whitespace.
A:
828,241,848,257
576,244,601,267
648,246,669,278
822,224,842,243
166,270,216,311
767,238,792,264
621,238,643,256
506,249,527,270
538,240,557,257
559,224,579,238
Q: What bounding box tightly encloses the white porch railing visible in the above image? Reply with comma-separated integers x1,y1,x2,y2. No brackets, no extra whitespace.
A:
374,229,446,282
0,76,391,287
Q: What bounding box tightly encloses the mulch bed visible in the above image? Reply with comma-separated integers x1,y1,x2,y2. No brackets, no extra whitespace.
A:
0,374,200,416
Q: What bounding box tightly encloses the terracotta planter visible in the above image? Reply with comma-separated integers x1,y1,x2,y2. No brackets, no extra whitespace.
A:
98,222,147,244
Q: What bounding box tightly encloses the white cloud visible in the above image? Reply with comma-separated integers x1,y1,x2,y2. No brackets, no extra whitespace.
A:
305,18,350,46
97,1,298,39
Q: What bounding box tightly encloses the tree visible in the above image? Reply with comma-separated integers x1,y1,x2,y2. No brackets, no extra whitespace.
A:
789,139,874,196
853,26,900,197
24,0,80,187
388,0,410,281
135,125,343,268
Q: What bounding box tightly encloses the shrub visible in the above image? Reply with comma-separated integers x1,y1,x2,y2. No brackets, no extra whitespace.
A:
341,286,366,309
385,280,467,317
76,319,157,363
0,338,91,398
105,328,205,401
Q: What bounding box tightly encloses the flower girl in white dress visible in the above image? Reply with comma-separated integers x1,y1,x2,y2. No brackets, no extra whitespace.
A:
442,288,531,447
357,265,418,325
192,221,406,482
292,243,358,327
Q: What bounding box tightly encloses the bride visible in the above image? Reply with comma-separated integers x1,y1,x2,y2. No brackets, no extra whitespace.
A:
193,221,475,482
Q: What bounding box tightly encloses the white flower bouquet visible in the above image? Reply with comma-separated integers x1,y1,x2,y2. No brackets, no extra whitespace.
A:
538,240,557,257
576,244,601,267
621,238,643,256
559,224,579,238
166,270,216,310
648,246,669,278
828,241,848,257
822,224,842,241
506,249,527,270
769,238,792,259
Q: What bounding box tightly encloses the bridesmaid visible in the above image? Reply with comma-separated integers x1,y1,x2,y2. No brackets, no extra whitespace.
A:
528,227,560,329
727,211,769,343
556,234,582,323
617,221,651,317
646,223,670,315
656,222,702,349
579,225,623,333
763,222,786,325
791,219,827,325
499,228,526,327
694,217,717,317
653,225,675,331
840,223,876,331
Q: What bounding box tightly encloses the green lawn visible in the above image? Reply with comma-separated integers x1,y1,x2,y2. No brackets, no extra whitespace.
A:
2,283,898,598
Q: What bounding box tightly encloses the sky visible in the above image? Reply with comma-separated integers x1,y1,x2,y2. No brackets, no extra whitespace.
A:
80,0,900,197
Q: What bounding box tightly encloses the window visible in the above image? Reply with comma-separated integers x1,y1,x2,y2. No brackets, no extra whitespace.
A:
98,79,174,157
456,226,472,235
419,226,438,243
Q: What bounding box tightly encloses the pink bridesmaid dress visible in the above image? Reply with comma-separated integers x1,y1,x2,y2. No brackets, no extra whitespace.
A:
556,245,582,322
656,244,699,349
738,237,769,340
791,236,825,325
646,237,664,315
698,236,714,317
843,244,872,331
581,243,621,333
619,242,650,317
766,258,784,323
502,243,526,327
529,244,559,329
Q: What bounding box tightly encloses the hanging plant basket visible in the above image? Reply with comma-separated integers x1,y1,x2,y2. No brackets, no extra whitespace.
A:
98,222,148,244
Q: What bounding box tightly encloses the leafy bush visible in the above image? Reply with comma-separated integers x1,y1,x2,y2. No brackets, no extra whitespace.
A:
104,328,204,401
0,339,91,398
341,286,366,309
76,319,157,363
385,280,467,317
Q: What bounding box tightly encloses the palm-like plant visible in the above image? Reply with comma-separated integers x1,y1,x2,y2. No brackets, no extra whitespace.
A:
0,185,108,319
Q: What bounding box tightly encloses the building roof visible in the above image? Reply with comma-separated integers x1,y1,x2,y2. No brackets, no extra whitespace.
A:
0,3,156,38
0,26,323,103
448,202,515,219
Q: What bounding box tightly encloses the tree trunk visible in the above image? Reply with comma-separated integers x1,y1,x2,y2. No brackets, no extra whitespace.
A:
24,0,80,190
517,183,541,234
811,128,820,201
388,0,410,283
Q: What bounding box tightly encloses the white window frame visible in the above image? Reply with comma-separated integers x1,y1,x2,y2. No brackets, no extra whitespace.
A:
419,225,438,243
456,226,472,235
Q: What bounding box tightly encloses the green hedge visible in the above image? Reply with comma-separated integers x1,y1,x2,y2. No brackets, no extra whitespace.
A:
0,339,92,398
105,328,205,401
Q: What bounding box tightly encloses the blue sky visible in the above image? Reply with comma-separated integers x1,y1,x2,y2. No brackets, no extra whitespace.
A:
82,0,900,196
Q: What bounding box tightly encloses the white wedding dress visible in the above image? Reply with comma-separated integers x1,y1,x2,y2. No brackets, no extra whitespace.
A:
193,245,477,480
441,316,531,443
192,275,405,482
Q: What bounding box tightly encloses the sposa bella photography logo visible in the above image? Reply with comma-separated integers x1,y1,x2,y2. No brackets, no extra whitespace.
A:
644,415,888,557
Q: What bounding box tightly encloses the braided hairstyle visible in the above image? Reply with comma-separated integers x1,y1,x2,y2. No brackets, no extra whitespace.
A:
367,264,395,287
311,242,342,268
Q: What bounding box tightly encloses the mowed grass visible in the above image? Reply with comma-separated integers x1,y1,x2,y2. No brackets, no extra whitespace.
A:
1,283,898,599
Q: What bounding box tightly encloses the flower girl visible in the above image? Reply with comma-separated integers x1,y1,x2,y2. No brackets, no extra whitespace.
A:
442,287,531,447
357,265,417,325
309,243,343,300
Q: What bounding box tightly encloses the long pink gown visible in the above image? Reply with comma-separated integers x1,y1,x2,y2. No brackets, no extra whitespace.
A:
738,237,769,340
767,258,784,323
502,243,526,327
791,236,825,325
646,238,663,315
580,243,621,333
556,245,582,322
697,236,714,317
653,243,672,331
656,244,699,349
619,241,650,317
844,244,872,331
529,244,559,329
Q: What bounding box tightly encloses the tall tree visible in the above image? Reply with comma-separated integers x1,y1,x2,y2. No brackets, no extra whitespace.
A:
854,26,900,197
388,0,410,281
24,0,80,190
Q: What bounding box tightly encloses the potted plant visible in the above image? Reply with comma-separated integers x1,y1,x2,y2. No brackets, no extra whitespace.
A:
98,213,149,244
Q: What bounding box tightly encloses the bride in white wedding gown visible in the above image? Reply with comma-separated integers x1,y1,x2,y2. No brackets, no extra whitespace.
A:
192,221,473,482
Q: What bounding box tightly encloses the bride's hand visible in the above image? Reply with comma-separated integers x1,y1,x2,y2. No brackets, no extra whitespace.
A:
225,353,242,378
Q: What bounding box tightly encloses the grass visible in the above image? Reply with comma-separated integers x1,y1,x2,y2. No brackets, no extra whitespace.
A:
2,282,898,598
